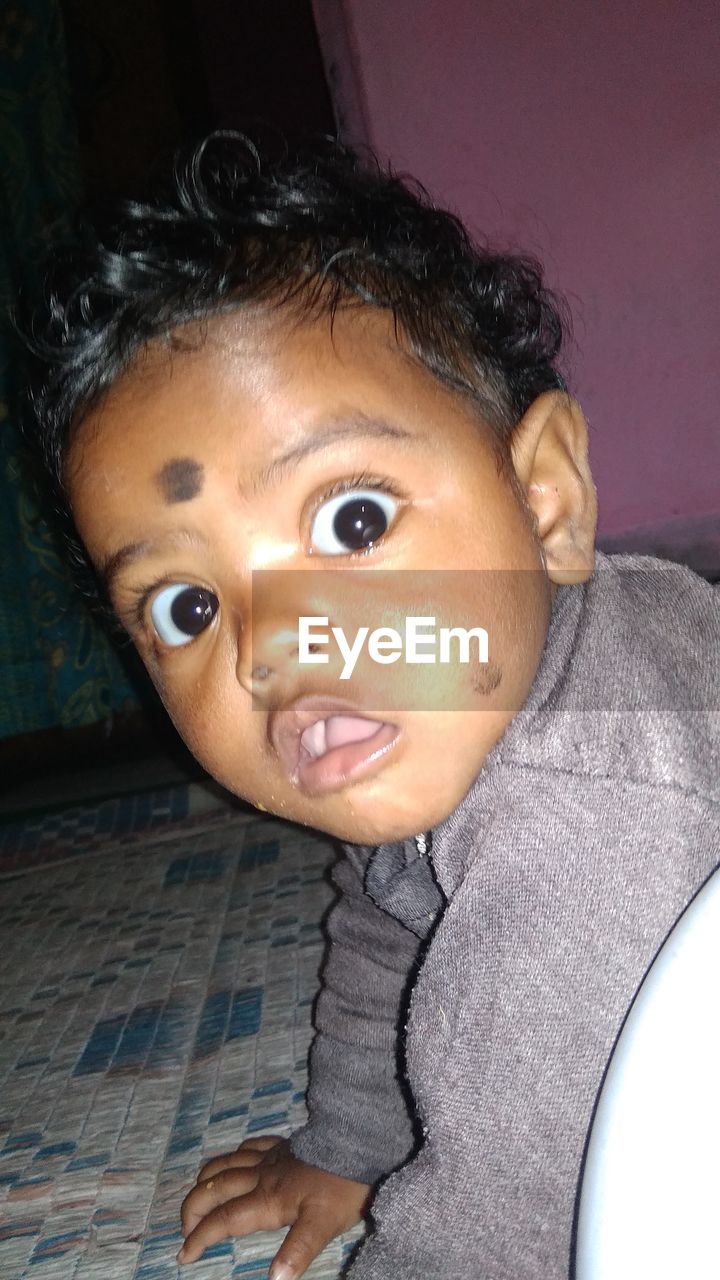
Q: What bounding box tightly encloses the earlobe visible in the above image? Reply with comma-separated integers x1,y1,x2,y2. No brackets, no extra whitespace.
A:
510,391,597,584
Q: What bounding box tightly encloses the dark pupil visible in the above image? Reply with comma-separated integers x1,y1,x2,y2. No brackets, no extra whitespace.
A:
171,588,218,636
333,497,388,549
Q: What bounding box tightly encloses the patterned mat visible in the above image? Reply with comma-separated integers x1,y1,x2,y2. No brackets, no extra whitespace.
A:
0,796,365,1279
0,786,243,878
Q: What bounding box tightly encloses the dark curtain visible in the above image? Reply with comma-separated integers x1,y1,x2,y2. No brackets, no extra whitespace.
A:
0,0,139,739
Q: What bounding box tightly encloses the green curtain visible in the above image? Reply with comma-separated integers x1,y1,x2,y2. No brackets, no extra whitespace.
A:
0,0,139,739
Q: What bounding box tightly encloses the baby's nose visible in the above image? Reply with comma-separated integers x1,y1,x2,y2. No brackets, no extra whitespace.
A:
239,571,341,697
237,621,325,696
237,623,299,695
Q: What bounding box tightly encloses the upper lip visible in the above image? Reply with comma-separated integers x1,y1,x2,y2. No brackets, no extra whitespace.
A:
268,693,391,782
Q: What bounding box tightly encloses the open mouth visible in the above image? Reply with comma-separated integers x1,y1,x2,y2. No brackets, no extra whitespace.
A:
269,696,399,796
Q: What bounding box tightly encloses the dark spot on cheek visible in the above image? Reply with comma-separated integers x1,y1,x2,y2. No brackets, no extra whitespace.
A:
472,661,503,697
156,457,204,504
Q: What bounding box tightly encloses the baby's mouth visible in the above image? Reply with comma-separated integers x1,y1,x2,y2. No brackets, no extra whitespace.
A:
269,696,399,796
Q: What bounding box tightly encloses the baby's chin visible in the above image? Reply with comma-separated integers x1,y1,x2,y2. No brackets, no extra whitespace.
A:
279,785,463,847
324,755,484,845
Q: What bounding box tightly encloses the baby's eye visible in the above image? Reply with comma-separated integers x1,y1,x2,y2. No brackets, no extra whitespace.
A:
310,489,398,555
149,584,219,646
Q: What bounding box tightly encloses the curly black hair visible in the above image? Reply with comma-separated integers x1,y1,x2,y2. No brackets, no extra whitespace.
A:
22,130,568,606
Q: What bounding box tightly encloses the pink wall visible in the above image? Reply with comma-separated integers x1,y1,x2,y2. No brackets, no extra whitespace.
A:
312,0,719,538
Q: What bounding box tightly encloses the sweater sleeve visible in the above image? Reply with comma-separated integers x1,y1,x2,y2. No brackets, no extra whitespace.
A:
289,843,424,1185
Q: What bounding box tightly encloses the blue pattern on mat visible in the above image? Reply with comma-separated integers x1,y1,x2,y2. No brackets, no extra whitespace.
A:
0,788,186,873
0,795,365,1279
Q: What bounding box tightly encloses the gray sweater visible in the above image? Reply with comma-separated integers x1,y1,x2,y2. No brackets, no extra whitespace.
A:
290,555,720,1278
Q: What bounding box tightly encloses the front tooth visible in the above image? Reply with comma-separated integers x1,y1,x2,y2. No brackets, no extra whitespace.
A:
303,719,327,758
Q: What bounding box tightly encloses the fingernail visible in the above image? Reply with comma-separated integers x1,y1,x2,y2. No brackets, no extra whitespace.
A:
176,1247,187,1263
269,1264,293,1280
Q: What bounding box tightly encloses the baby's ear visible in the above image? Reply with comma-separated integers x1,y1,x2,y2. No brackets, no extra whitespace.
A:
510,391,597,584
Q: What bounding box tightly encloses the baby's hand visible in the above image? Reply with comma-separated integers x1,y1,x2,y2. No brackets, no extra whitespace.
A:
178,1134,370,1280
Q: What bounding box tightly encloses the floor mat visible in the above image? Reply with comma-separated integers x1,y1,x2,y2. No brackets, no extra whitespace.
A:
0,784,242,878
0,805,365,1279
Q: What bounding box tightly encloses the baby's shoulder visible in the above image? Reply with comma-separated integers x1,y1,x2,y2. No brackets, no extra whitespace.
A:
587,551,718,703
526,553,719,800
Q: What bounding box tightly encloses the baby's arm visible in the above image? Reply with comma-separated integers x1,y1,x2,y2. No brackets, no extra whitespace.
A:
179,844,424,1278
290,843,424,1180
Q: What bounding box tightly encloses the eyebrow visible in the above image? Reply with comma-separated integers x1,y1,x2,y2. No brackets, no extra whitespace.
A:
100,530,209,595
246,414,415,496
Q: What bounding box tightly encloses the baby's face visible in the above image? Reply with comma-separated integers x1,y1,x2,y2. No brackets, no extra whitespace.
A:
68,307,551,843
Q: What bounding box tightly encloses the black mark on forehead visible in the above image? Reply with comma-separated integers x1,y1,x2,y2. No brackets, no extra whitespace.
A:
156,457,204,504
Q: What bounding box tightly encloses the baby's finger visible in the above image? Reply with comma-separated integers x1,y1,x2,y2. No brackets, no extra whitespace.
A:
197,1148,267,1183
268,1203,344,1280
238,1134,285,1153
181,1166,260,1237
178,1187,282,1264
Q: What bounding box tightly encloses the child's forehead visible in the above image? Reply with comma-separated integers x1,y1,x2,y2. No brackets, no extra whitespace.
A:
108,304,406,405
94,303,454,444
71,302,495,505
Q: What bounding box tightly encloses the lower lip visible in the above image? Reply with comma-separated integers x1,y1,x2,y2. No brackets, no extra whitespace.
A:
295,722,399,796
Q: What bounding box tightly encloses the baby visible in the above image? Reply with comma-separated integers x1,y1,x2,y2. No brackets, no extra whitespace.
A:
23,134,719,1279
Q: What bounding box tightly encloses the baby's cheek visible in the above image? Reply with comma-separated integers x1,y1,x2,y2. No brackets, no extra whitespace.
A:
177,696,269,804
148,674,220,771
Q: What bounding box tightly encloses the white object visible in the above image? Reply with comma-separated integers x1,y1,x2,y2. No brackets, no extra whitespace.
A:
575,865,720,1280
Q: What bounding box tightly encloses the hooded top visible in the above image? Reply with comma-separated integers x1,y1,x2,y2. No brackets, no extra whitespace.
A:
290,554,720,1278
